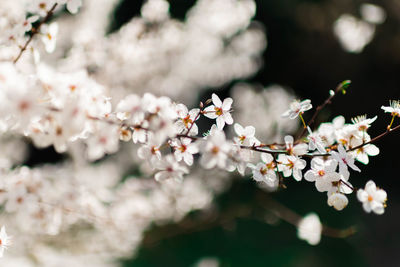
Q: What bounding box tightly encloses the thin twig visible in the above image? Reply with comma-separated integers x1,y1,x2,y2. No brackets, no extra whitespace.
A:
297,80,350,140
13,3,58,64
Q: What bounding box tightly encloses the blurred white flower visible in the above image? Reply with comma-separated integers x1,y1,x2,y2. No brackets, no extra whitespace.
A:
297,213,322,245
333,14,375,53
357,180,387,215
327,192,348,211
360,3,386,25
41,22,58,53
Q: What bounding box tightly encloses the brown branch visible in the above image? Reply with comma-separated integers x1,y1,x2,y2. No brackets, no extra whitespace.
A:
13,3,58,64
348,124,400,152
297,80,351,140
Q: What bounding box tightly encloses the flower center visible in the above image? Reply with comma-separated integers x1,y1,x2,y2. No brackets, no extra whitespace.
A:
182,115,192,127
318,170,325,177
214,107,223,116
211,146,219,155
260,167,267,175
179,145,187,152
266,162,276,170
368,195,373,202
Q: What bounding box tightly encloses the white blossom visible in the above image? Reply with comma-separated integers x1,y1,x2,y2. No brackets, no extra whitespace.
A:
357,180,387,215
327,192,348,211
199,129,232,169
277,154,306,181
281,99,312,119
331,144,361,179
381,100,400,117
203,94,233,130
171,137,199,166
304,158,340,192
297,213,322,245
154,155,188,182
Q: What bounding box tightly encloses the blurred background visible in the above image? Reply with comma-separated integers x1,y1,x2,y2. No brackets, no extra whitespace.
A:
105,0,400,266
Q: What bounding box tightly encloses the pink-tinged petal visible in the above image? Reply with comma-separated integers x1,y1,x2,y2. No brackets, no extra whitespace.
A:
348,160,361,172
289,112,299,120
222,97,233,110
224,113,233,125
285,135,294,146
373,205,385,215
362,202,372,213
365,181,376,194
261,153,273,163
357,190,368,202
184,154,194,166
243,126,255,137
293,144,308,156
189,108,200,119
216,116,225,130
297,159,307,169
281,110,291,118
203,105,218,119
326,172,341,182
293,169,302,181
325,159,338,173
211,93,222,107
304,170,317,182
365,145,379,156
234,123,244,135
310,158,323,169
338,144,346,155
374,189,387,202
282,169,292,177
315,180,330,192
356,153,369,165
155,171,170,181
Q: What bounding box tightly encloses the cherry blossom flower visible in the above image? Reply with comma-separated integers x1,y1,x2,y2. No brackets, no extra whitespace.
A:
381,100,400,117
277,154,306,181
154,155,188,182
170,138,199,166
86,123,120,161
307,127,326,154
357,180,387,215
349,137,379,165
116,94,145,126
0,226,10,258
137,133,162,166
304,158,340,192
331,144,360,179
281,99,312,119
41,22,58,53
351,115,377,132
327,192,348,211
199,129,232,169
247,153,277,187
175,104,200,136
203,94,233,130
60,0,82,14
284,135,308,156
297,213,322,245
233,123,259,146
